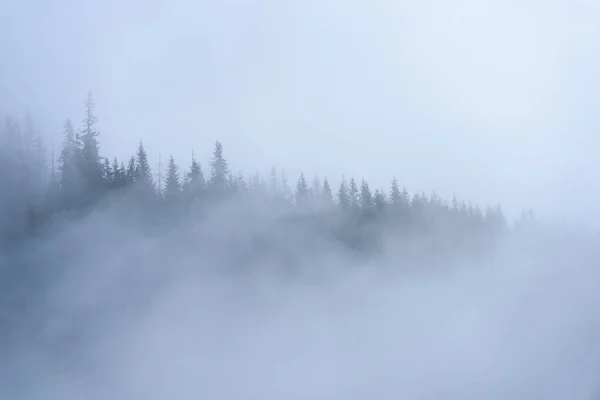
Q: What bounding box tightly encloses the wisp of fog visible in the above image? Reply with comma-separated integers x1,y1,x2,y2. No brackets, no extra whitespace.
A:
1,191,600,399
2,0,600,398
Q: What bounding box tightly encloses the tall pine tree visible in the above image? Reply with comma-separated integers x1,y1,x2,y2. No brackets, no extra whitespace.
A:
135,141,154,195
209,141,229,199
80,93,103,198
164,155,181,202
295,173,309,206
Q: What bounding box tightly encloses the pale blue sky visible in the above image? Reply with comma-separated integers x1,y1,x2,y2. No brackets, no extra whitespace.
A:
1,0,599,226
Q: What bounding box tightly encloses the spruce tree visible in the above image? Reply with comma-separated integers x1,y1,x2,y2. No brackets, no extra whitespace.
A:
359,179,373,211
400,186,410,206
126,156,136,185
268,167,280,197
411,192,423,215
451,193,460,214
111,157,123,188
57,119,83,207
348,178,359,209
164,155,181,202
388,178,410,224
248,172,266,195
184,154,205,200
311,176,321,198
389,177,401,205
322,178,333,204
102,158,112,182
280,171,293,203
295,173,309,206
337,177,350,211
374,189,387,213
209,141,229,199
80,93,103,194
135,141,154,194
235,171,247,195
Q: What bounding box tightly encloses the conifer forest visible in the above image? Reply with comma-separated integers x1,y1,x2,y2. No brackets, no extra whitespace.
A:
0,94,526,253
4,0,600,397
0,95,598,399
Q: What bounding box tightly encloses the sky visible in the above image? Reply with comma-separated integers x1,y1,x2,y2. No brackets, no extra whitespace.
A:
1,0,600,226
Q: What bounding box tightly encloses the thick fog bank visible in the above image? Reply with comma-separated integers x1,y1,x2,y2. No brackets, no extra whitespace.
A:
2,200,600,400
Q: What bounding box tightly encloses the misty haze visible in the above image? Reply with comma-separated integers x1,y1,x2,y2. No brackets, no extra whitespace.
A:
2,0,600,399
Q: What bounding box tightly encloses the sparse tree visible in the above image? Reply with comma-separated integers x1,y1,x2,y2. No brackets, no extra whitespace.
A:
348,178,359,210
164,155,181,202
360,179,373,211
209,141,229,199
295,173,309,205
183,153,205,200
337,177,350,211
322,178,333,204
135,141,154,195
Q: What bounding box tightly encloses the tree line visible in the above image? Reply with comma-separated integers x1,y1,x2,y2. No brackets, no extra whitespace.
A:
0,93,536,254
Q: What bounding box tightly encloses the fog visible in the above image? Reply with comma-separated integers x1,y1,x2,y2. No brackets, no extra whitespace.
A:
0,190,599,399
2,0,600,399
2,0,600,224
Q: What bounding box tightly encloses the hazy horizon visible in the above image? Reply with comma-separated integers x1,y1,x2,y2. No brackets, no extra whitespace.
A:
2,4,600,397
2,0,600,227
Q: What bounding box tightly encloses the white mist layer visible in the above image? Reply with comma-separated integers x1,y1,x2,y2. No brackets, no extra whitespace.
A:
3,206,600,400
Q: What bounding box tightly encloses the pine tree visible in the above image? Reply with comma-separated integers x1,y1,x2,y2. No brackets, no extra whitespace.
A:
411,192,423,215
389,177,401,205
295,173,309,205
57,119,83,206
430,191,441,207
337,177,350,210
311,176,321,198
126,156,136,185
388,178,410,224
322,178,333,204
135,141,154,194
268,167,280,197
47,139,58,198
80,93,103,193
459,200,468,215
400,186,410,205
184,153,205,200
280,171,293,203
348,178,359,209
102,157,112,185
156,153,163,195
209,141,229,199
111,157,123,188
164,155,181,202
248,172,266,195
235,171,247,195
485,204,507,234
359,179,373,211
451,193,460,213
374,189,387,213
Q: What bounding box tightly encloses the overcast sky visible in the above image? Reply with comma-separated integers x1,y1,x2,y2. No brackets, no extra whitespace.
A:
1,0,599,226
